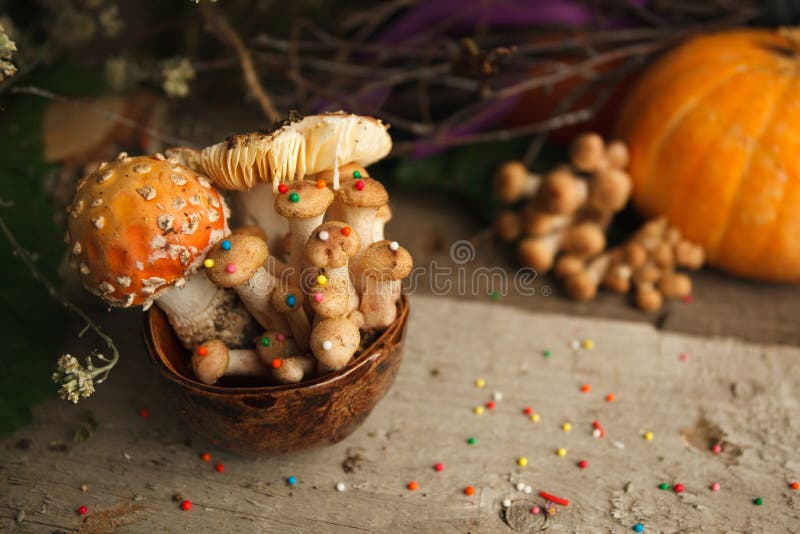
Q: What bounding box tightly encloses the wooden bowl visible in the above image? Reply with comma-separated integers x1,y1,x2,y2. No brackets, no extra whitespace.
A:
144,296,409,456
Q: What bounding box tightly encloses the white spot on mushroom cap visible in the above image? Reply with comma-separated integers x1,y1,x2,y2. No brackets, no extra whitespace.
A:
91,198,103,207
181,213,200,235
76,177,87,191
117,276,131,288
117,152,128,160
208,210,220,222
170,174,187,186
98,281,115,294
173,197,187,210
188,193,202,206
133,163,151,174
136,185,156,201
80,263,90,275
197,176,211,189
135,261,144,271
122,294,135,308
207,196,219,208
96,170,113,184
70,200,85,218
72,242,82,255
157,214,174,231
174,277,187,288
154,153,165,160
91,215,105,229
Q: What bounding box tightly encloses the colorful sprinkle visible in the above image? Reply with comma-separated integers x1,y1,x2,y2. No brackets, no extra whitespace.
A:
492,391,503,401
464,486,475,496
318,231,330,241
577,460,588,469
276,333,286,341
556,448,567,457
502,499,512,508
473,406,485,415
753,497,763,506
260,337,271,347
226,263,236,273
712,443,722,454
278,184,289,194
138,408,150,418
580,384,591,393
286,294,296,307
341,226,352,236
523,407,533,415
434,463,444,472
197,346,208,357
486,401,496,410
77,505,88,516
543,349,552,358
203,258,215,269
389,241,399,251
221,240,231,251
467,437,476,445
407,481,419,491
180,500,192,511
316,274,328,286
313,293,324,303
658,483,670,491
353,170,362,178
517,457,528,467
539,491,569,506
289,192,300,203
673,483,684,493
643,431,654,441
530,413,541,423
562,422,572,432
791,481,799,490
336,482,346,492
605,393,616,402
530,506,541,515
592,420,605,437
633,523,644,533
287,476,297,485
710,482,720,492
271,359,282,369
215,463,224,473
475,378,486,388
322,340,333,351
354,180,365,191
201,452,211,462
680,352,690,362
582,339,594,350
315,179,326,189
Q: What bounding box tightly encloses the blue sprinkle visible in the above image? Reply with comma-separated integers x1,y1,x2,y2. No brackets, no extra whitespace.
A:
221,239,231,251
633,524,644,533
286,294,296,307
287,476,297,486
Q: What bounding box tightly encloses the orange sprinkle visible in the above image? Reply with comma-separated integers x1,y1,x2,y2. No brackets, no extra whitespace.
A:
580,384,591,393
407,481,418,491
197,346,207,356
316,179,326,189
272,358,283,369
605,393,616,402
791,481,799,490
464,486,475,496
341,226,352,236
200,452,211,462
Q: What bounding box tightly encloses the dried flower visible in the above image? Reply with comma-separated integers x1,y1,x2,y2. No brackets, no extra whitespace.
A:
161,57,195,98
98,5,124,38
0,21,17,81
51,351,121,404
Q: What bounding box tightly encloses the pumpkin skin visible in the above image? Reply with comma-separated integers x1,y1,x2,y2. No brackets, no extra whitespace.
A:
616,29,800,282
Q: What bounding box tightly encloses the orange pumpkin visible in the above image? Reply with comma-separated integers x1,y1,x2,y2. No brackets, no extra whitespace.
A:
616,29,800,282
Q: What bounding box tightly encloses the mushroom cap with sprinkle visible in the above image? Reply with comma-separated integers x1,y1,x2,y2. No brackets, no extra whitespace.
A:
362,240,413,281
200,112,391,191
271,284,306,314
274,180,334,219
66,153,228,308
255,331,292,366
336,176,388,209
205,234,268,288
309,279,350,319
192,340,229,385
305,221,360,269
311,163,369,187
311,318,360,370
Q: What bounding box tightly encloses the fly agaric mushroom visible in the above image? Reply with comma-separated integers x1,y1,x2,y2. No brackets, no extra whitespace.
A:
204,234,289,332
271,285,311,351
310,317,361,373
66,152,255,349
360,240,413,330
255,331,314,384
164,146,202,172
305,221,360,313
274,180,334,283
192,340,267,385
200,113,391,248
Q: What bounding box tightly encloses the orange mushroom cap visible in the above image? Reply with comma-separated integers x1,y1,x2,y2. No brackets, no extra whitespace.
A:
66,153,228,308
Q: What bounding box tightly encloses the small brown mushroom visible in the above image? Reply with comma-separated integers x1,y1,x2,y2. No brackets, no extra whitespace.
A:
191,340,267,385
570,132,606,173
232,225,290,278
495,210,522,242
493,161,542,204
563,253,611,301
658,271,692,299
305,221,361,313
310,317,361,372
360,240,413,330
255,331,315,384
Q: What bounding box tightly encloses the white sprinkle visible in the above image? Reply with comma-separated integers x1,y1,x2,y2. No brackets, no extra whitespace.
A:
117,276,131,288
322,340,333,351
524,486,532,494
570,339,580,350
389,241,399,251
79,263,90,275
502,499,512,508
98,281,115,294
516,482,525,491
188,193,202,206
197,175,211,188
492,391,503,402
592,429,602,438
318,230,330,241
336,482,346,492
612,441,625,449
136,185,156,201
208,210,220,222
91,215,105,229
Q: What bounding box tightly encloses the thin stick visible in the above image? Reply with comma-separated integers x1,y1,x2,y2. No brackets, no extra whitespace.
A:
10,86,195,148
199,1,281,123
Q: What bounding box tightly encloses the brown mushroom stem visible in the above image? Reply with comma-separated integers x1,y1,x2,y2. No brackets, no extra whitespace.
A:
563,253,611,301
191,340,268,385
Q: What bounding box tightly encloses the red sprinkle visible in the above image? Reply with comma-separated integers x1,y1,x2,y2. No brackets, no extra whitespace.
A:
682,294,693,304
272,358,283,369
464,486,475,496
523,407,533,415
592,420,605,437
354,180,365,191
577,460,588,469
674,483,685,493
180,500,192,511
200,452,211,462
341,226,352,236
197,346,208,356
77,505,88,516
486,401,496,410
434,463,444,472
215,463,225,473
539,491,569,506
680,352,690,362
407,481,418,491
138,408,150,418
277,184,289,194
790,481,799,490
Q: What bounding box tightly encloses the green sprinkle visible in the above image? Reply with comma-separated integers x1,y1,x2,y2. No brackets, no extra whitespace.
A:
289,192,300,203
543,349,552,358
352,170,362,178
467,437,476,445
260,337,270,347
658,483,670,491
489,290,500,301
753,497,763,506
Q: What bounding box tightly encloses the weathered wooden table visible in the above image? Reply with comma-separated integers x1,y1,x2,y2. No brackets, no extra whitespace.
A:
3,194,800,533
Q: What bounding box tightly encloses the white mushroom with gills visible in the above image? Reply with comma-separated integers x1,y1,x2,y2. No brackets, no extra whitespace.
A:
65,152,256,349
199,112,391,249
360,240,413,330
203,234,290,333
271,284,311,352
255,331,314,385
192,340,268,386
310,317,361,373
305,221,361,314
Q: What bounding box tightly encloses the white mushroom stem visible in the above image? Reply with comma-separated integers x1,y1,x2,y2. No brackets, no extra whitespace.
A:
285,307,311,352
341,206,380,255
360,277,401,330
154,270,247,349
232,183,287,251
235,267,290,332
327,264,359,314
225,349,266,377
288,216,325,282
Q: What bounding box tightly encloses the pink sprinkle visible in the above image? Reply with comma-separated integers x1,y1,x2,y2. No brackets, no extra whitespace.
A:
712,443,722,454
680,352,690,362
711,482,720,492
313,293,324,303
530,506,540,515
355,180,365,191
276,333,286,341
226,263,236,273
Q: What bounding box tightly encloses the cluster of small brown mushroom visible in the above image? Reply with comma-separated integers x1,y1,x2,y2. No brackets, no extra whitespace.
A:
66,112,413,388
491,133,704,311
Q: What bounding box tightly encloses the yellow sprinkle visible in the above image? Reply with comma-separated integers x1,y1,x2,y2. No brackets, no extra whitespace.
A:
475,378,486,388
556,448,567,457
517,457,528,467
203,258,215,269
582,339,595,350
530,413,541,423
317,274,328,286
644,431,654,441
473,406,485,415
562,422,572,432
